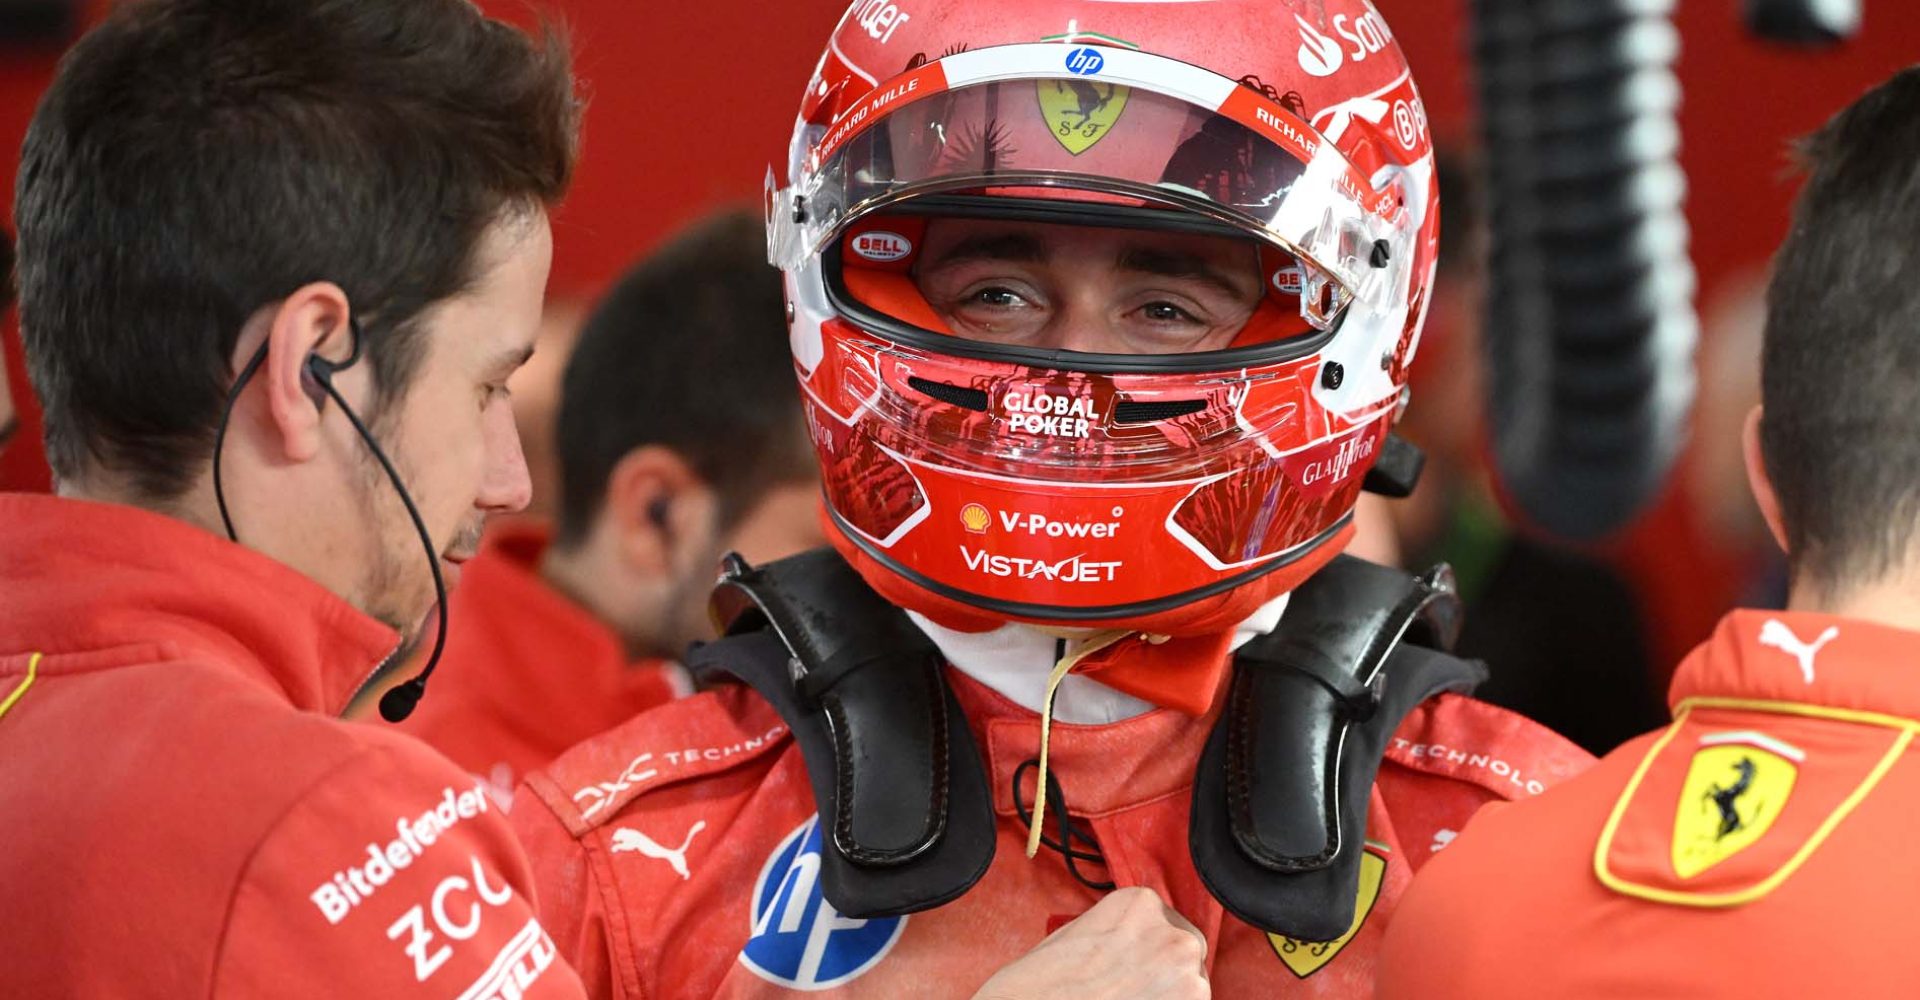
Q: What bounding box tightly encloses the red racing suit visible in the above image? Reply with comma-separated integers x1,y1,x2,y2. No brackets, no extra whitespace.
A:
0,494,586,998
391,521,685,810
512,614,1592,998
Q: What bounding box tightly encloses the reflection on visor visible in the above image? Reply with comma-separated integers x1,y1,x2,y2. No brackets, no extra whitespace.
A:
772,69,1413,321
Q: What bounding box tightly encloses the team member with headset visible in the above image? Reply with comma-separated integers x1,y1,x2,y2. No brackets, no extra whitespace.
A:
0,1,591,994
0,2,1237,995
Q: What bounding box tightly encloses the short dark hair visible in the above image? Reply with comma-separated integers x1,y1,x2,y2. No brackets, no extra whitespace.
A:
554,210,813,545
1760,65,1920,591
15,0,578,497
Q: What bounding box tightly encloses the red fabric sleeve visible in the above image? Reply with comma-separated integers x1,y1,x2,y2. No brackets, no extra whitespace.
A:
212,744,587,999
511,781,638,1000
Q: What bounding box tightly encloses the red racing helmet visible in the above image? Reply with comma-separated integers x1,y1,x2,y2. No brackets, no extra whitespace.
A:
771,0,1439,636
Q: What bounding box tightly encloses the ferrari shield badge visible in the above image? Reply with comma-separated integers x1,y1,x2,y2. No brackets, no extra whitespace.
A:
1671,731,1803,879
1037,79,1130,155
1267,842,1388,978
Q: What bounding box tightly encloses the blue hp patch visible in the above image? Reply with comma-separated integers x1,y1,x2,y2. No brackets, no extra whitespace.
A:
739,816,907,990
1065,47,1104,76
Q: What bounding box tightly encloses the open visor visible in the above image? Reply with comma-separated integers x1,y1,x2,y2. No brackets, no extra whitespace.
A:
770,45,1416,335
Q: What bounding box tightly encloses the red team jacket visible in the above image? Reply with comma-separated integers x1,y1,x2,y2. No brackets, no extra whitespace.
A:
394,521,685,811
1378,610,1920,998
513,637,1592,998
0,494,586,998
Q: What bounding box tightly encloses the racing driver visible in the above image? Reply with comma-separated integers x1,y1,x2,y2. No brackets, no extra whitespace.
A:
512,2,1593,995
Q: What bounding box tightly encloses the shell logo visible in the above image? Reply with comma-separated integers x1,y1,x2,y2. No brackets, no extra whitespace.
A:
959,503,992,534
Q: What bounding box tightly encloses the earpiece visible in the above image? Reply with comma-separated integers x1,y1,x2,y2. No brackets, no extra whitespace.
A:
300,321,364,411
212,316,447,724
301,353,334,410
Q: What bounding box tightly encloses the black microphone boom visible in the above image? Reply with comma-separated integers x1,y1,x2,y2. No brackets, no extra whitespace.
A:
212,319,449,722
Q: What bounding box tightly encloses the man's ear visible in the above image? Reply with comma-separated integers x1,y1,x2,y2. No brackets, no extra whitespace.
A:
1743,404,1790,554
233,282,352,464
604,445,718,577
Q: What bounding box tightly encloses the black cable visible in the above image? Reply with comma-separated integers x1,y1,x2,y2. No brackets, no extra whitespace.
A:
211,320,446,722
1012,758,1115,892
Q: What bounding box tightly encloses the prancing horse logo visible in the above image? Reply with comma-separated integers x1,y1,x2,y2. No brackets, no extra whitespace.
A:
1671,732,1804,879
1038,79,1130,155
1706,758,1757,840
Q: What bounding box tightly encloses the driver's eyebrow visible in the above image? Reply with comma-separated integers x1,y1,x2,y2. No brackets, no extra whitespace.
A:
922,233,1047,269
1116,246,1255,301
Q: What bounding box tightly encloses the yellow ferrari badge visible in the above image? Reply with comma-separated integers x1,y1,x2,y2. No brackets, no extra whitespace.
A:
1267,842,1388,978
1037,79,1129,155
1672,731,1803,879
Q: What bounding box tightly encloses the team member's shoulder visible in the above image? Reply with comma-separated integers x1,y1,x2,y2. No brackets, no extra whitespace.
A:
519,683,792,837
1385,692,1597,802
212,733,584,998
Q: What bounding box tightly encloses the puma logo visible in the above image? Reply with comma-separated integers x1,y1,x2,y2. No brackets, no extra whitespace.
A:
1757,619,1839,684
610,821,707,880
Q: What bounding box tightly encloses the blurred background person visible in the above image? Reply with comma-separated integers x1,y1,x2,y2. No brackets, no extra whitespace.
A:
384,209,824,806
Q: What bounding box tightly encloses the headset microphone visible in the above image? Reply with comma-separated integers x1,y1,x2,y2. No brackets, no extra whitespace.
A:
212,317,448,723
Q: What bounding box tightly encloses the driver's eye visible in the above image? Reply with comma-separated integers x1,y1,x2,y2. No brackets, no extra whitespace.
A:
1143,302,1184,321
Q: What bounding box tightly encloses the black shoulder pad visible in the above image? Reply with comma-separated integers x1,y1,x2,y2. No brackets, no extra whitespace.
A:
1190,555,1487,942
686,547,995,918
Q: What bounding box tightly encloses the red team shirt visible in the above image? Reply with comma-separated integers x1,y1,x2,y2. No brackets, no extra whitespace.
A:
0,494,586,999
393,521,685,810
1379,610,1920,998
512,638,1592,998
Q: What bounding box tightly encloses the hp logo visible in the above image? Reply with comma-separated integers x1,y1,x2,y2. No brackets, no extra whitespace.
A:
739,816,907,990
1064,47,1104,76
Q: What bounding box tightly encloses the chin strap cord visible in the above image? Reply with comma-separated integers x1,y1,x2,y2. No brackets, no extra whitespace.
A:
1026,629,1134,859
0,653,41,724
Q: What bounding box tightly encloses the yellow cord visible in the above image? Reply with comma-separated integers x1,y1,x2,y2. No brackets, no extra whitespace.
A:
0,653,41,722
1026,630,1132,859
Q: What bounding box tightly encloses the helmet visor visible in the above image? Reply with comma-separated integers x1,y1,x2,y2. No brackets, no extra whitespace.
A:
771,49,1414,327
